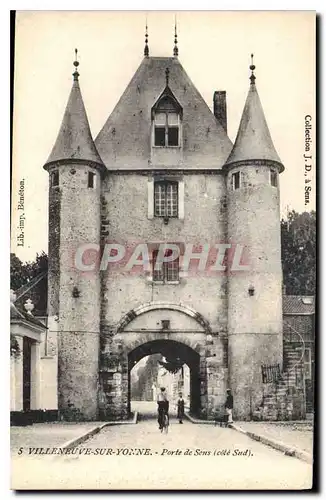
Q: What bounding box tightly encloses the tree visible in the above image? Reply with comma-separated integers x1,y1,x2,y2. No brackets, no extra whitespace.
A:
10,251,48,290
281,210,316,295
131,355,162,400
158,357,184,374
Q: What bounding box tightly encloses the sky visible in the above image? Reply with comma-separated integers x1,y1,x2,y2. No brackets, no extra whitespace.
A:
11,11,316,262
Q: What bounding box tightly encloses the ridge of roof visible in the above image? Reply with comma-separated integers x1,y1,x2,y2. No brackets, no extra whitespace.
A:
14,271,47,301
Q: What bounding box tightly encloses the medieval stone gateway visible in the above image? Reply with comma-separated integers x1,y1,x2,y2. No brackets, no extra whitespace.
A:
98,303,215,420
43,47,301,422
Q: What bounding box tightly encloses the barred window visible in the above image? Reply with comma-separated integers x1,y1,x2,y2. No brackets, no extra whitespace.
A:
152,249,179,283
154,181,178,217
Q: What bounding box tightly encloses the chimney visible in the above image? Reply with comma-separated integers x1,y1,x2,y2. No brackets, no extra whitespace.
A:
213,91,227,134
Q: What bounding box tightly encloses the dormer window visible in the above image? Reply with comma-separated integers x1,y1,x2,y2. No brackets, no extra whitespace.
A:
154,111,179,147
152,90,182,148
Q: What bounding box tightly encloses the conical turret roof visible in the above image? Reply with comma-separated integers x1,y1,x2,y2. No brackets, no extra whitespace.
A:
224,75,284,172
44,74,104,171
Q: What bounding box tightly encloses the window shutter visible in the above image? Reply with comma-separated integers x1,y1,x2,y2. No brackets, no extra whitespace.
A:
148,179,154,219
178,180,184,220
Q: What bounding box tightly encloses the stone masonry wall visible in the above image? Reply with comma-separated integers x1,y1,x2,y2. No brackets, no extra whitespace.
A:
54,163,102,420
98,171,229,419
227,164,283,420
100,172,227,330
48,175,61,316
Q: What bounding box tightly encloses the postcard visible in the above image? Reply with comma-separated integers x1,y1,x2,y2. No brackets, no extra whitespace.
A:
10,10,315,490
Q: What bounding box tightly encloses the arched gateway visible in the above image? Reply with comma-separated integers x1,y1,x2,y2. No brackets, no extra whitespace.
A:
98,302,224,421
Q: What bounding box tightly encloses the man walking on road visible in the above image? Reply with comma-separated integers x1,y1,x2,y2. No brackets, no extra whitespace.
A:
177,393,185,424
225,389,234,425
157,387,169,430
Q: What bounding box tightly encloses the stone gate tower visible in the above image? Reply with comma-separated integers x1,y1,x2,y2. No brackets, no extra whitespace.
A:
44,41,285,422
225,59,284,419
44,54,104,420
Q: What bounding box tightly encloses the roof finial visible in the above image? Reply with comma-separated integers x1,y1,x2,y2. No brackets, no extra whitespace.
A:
165,67,170,86
144,19,149,57
173,16,178,57
250,53,256,85
73,48,80,81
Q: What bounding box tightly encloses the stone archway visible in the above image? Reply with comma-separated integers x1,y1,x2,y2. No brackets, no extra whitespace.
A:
99,303,213,421
116,302,212,334
128,339,201,416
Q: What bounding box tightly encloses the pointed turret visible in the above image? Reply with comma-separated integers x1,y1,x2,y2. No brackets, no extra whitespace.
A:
224,55,284,172
44,50,105,172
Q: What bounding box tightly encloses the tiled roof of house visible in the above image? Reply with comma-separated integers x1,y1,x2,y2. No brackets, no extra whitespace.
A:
10,303,46,329
283,295,315,315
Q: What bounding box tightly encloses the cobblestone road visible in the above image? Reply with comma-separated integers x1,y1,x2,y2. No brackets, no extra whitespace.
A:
11,402,313,490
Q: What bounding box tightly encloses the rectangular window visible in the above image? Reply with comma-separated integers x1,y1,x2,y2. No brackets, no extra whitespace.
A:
154,127,166,146
154,111,179,147
168,127,179,146
152,250,164,282
50,171,59,187
304,348,312,380
154,181,178,217
88,172,96,188
232,171,240,190
270,169,278,187
152,249,179,283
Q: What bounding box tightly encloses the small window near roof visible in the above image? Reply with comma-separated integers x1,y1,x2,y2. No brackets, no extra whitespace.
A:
88,172,96,188
270,169,278,187
50,171,59,187
153,98,180,147
232,171,240,190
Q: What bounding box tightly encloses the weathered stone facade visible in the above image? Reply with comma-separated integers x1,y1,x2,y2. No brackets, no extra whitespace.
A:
43,53,293,421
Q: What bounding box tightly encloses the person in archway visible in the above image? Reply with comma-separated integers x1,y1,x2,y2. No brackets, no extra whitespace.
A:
157,387,169,430
177,392,185,424
225,389,234,425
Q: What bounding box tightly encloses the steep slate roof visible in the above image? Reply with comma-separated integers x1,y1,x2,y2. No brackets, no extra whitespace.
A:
44,78,104,170
283,295,315,315
225,79,284,171
95,57,233,170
